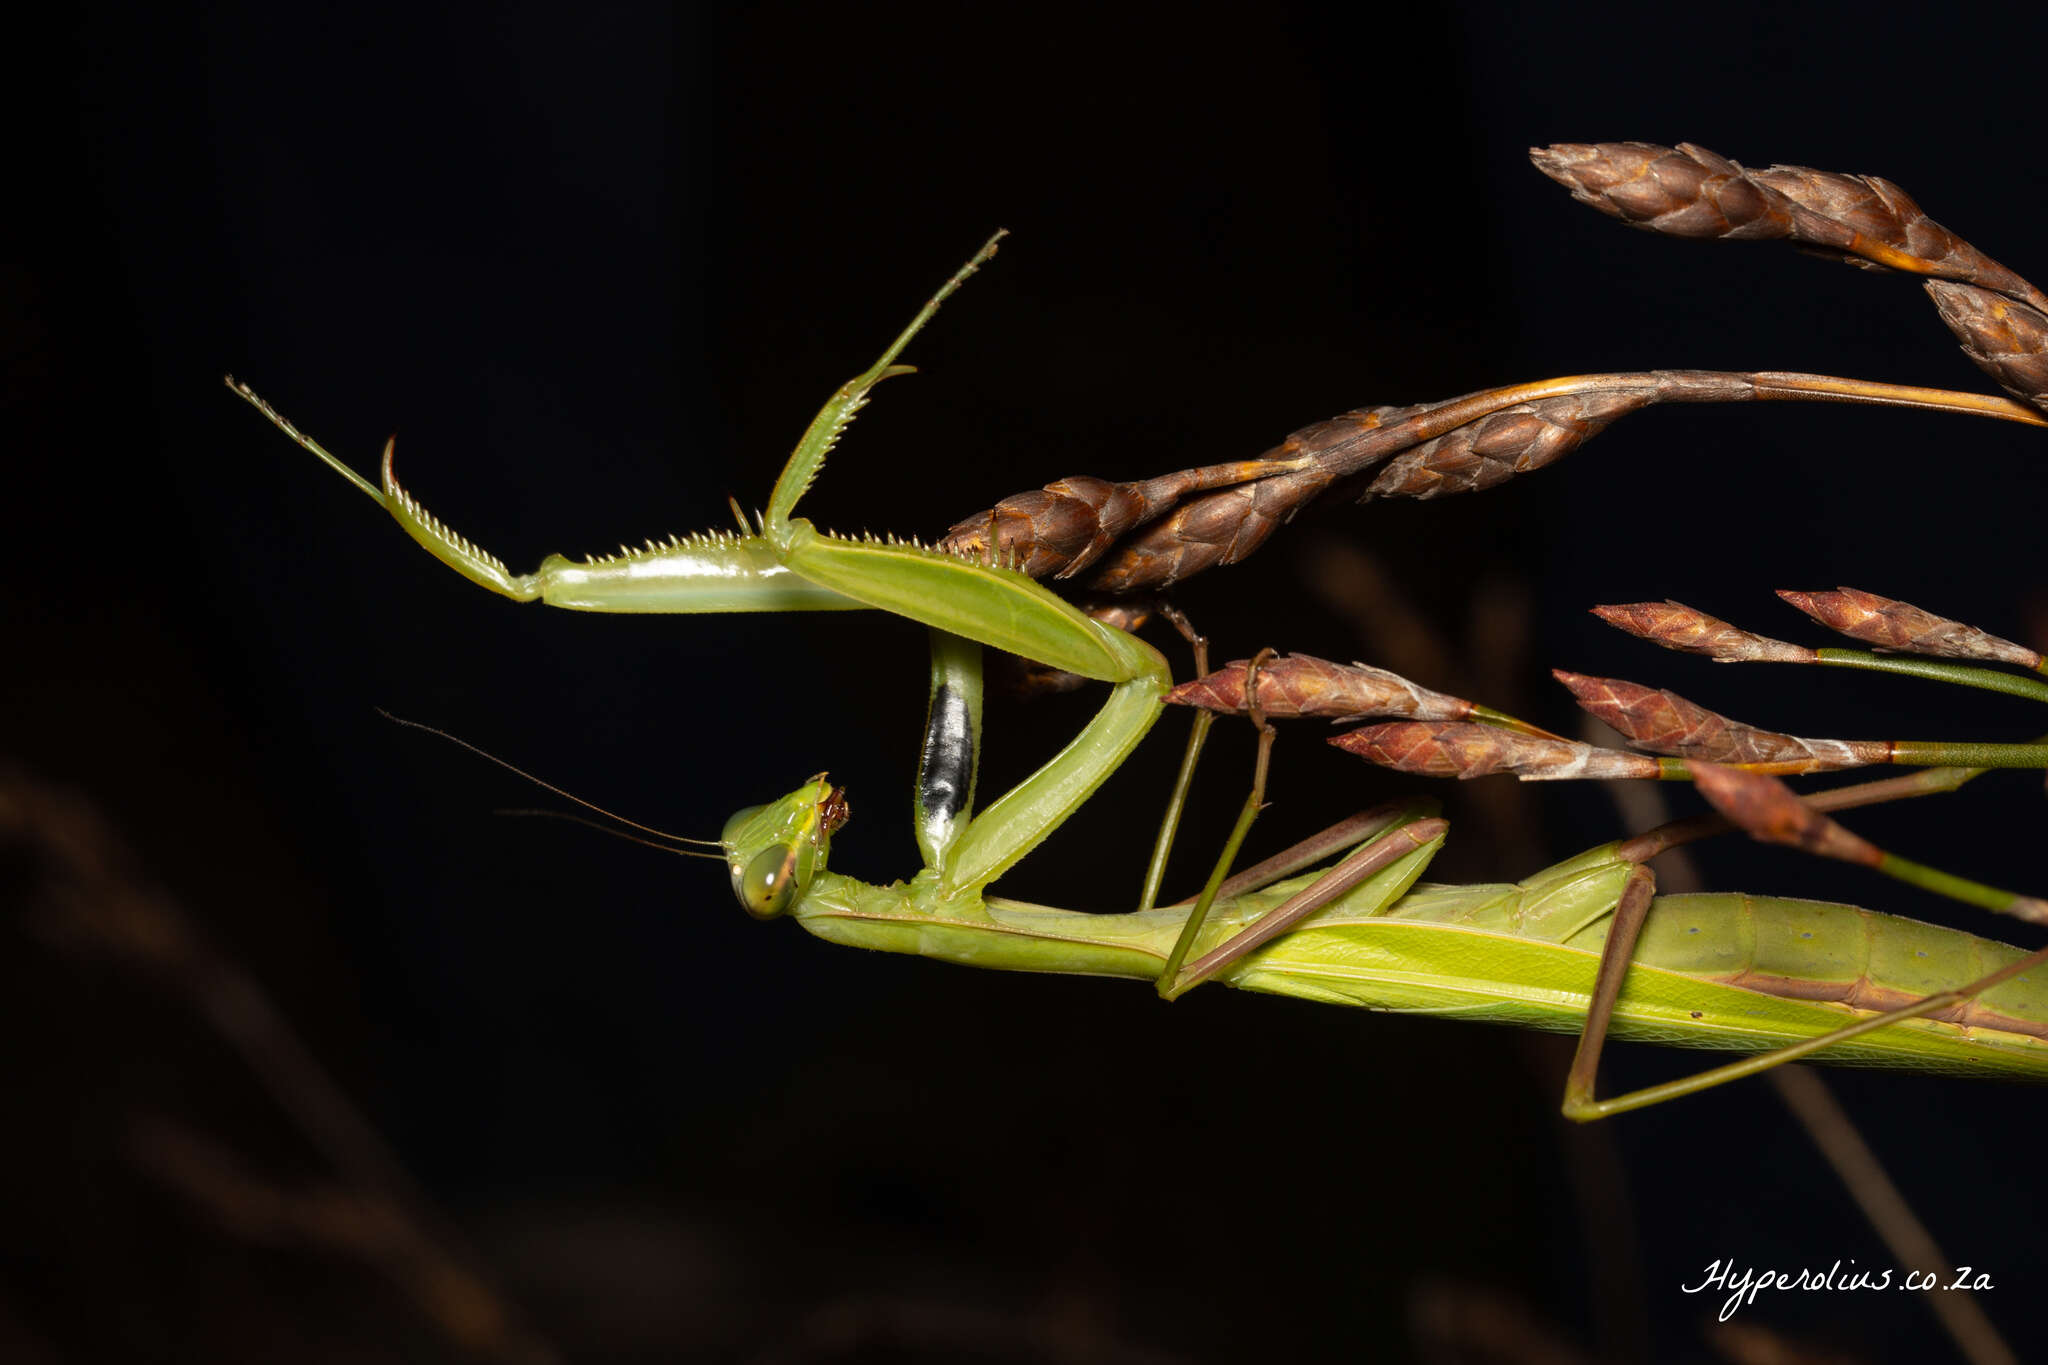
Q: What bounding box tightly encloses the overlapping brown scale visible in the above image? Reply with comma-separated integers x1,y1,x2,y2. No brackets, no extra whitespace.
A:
1590,601,1815,663
1925,282,2048,415
937,456,1312,579
939,405,1410,586
1530,142,1793,240
1364,389,1653,499
1535,141,2048,313
1084,461,1342,592
1167,654,1474,722
1741,162,1900,265
1330,721,1661,782
1553,671,1885,772
1777,586,2045,668
939,475,1132,579
1748,163,2048,307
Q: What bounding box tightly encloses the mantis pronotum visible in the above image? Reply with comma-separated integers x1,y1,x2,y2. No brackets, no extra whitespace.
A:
230,229,2048,1119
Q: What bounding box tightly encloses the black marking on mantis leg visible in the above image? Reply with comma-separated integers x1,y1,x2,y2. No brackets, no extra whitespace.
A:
919,682,977,831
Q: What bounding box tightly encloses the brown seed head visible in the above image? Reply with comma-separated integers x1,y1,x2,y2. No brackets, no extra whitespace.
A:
941,476,1140,578
1689,762,1882,866
1924,281,2048,416
1531,142,1791,241
1167,655,1474,722
1536,144,2048,312
1590,601,1814,663
1745,164,1914,254
1743,163,2038,296
1364,390,1653,500
1777,586,2043,668
1552,671,1882,771
1083,463,1338,593
1331,721,1660,781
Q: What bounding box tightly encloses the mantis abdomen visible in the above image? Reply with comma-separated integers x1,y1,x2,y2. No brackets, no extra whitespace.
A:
794,839,2048,1081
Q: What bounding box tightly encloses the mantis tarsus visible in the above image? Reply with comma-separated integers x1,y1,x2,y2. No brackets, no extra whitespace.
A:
230,233,2048,1121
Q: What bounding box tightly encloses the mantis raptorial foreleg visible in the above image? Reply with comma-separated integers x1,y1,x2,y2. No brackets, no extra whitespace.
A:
233,237,1221,972
913,630,984,871
890,629,1452,944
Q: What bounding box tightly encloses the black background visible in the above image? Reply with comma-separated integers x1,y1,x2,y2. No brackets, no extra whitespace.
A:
10,3,2048,1361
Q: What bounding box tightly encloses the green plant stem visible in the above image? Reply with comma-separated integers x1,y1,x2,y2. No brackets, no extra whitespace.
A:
1616,747,2028,864
1815,649,2048,704
1874,852,2048,925
1469,701,1567,741
1887,741,2048,768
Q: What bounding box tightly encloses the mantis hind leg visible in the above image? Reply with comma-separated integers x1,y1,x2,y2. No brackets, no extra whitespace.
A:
1558,867,2048,1120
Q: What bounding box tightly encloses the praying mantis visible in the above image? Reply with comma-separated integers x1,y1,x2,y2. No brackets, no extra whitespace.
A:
229,228,2048,1121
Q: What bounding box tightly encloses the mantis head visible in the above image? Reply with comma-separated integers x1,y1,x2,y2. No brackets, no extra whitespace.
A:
720,776,850,920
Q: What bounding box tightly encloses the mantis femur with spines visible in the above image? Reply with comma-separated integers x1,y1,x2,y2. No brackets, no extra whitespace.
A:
231,141,2048,1119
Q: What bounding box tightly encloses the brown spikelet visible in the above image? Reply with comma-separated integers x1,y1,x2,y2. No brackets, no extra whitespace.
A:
1167,655,1475,721
1079,404,1426,592
1741,162,1911,269
1689,762,1883,866
1536,143,2048,312
1364,390,1654,499
1083,463,1332,592
1924,281,2048,416
1552,671,1885,771
1777,587,2044,668
940,475,1133,578
1331,721,1661,781
1531,142,1792,240
1590,602,1815,663
939,457,1308,580
1746,164,2048,307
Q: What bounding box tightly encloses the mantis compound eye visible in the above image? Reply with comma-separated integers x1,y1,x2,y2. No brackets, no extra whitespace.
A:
735,842,801,920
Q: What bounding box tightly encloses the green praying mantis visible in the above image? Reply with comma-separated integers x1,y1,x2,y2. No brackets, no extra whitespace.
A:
228,233,2048,1121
